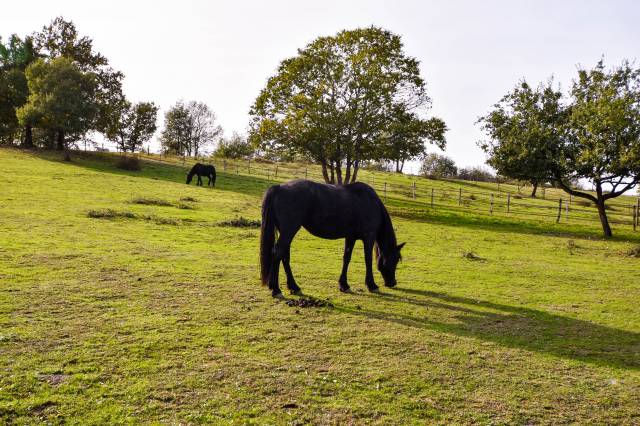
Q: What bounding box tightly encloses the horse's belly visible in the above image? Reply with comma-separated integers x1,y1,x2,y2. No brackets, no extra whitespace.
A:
302,222,349,240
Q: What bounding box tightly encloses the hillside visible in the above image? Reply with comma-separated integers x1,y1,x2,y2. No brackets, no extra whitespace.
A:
1,148,639,424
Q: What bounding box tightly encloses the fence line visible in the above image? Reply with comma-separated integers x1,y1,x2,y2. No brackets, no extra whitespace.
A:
136,152,639,230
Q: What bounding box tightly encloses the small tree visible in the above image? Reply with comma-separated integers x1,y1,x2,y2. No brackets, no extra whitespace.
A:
420,153,457,178
456,166,495,182
160,100,221,156
16,57,97,151
214,132,254,159
106,101,158,152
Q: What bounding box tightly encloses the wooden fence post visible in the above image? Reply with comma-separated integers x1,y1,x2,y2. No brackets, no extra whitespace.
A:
565,199,570,222
248,159,251,174
637,198,640,229
490,193,494,214
384,182,387,201
633,205,637,231
236,164,239,175
458,188,462,206
412,181,416,200
275,165,278,178
507,193,511,213
556,198,563,223
305,167,308,179
431,188,434,208
542,186,546,199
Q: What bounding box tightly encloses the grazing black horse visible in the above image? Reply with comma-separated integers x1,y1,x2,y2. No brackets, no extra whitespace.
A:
260,179,405,298
186,163,216,187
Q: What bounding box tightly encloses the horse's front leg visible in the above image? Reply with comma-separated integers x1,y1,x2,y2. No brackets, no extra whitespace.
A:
197,175,203,186
338,237,355,292
208,175,212,186
363,236,379,292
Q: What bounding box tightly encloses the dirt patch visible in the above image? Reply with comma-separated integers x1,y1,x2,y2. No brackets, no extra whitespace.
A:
180,196,198,202
130,197,173,206
38,373,68,386
285,298,333,308
625,245,640,258
462,251,485,261
219,217,261,228
87,209,136,219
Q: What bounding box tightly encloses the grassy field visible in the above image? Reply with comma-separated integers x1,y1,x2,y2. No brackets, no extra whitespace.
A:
1,147,639,424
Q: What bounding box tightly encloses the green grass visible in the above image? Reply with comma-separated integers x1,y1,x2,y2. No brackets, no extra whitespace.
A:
1,147,639,424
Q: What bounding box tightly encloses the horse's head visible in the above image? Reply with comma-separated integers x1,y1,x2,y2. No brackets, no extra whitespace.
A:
186,172,193,184
377,242,405,287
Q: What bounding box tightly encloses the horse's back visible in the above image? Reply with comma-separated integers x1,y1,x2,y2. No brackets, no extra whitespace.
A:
268,179,383,239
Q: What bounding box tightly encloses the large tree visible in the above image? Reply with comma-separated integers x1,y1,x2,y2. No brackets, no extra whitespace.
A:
33,17,126,142
420,153,458,179
249,27,446,184
553,60,640,237
477,80,564,197
16,57,97,151
0,35,38,145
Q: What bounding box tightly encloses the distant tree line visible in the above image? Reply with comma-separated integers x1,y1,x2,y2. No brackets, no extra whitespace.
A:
0,17,158,153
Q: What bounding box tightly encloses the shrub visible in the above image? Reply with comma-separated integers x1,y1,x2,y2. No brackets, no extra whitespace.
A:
87,209,136,219
130,197,173,206
117,156,142,171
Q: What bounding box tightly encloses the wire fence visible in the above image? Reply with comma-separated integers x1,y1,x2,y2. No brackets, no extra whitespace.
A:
135,152,640,232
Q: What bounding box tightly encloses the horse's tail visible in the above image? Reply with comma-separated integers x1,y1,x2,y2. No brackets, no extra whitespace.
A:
260,186,278,285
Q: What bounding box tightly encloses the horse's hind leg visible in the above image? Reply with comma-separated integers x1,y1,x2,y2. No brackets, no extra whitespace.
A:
338,237,355,293
197,175,203,186
282,247,301,295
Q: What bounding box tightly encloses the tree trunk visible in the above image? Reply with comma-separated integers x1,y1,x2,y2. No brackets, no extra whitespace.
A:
595,199,612,237
395,159,401,173
321,160,330,183
351,159,360,183
329,161,335,184
344,159,352,185
23,125,33,148
530,181,538,198
335,161,343,185
56,130,65,151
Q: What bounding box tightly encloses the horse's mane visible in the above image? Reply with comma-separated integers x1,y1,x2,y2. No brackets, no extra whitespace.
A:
375,198,398,260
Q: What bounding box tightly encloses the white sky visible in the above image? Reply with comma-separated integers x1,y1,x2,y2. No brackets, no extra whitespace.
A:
2,0,639,172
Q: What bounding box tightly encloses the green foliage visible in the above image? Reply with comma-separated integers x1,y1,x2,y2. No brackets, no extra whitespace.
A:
420,153,458,178
213,131,254,159
479,60,640,236
477,80,564,189
16,57,97,149
106,101,158,152
250,26,446,184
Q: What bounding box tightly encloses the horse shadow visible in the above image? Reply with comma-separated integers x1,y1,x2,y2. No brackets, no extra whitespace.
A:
343,287,640,370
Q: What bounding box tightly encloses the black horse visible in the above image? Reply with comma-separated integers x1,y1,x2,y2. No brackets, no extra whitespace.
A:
260,179,405,298
186,163,216,187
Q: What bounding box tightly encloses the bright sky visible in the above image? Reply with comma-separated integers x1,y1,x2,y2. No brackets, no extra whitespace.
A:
2,0,639,172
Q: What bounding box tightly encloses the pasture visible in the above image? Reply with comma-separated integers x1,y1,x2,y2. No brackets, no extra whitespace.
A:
1,147,639,424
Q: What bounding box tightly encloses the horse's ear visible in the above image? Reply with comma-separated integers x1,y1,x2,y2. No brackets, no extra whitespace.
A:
397,242,406,251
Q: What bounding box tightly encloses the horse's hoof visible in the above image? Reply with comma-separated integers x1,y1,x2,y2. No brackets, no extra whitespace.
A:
339,286,352,293
384,283,397,288
368,286,380,293
272,292,285,299
290,289,303,296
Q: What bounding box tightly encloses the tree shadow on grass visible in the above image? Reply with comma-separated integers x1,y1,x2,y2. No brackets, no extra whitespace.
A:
31,149,277,199
341,287,640,370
